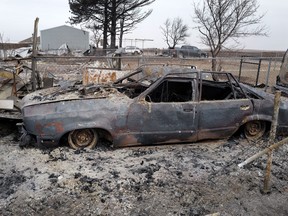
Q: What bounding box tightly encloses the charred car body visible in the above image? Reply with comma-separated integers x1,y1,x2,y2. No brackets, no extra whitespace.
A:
20,65,288,149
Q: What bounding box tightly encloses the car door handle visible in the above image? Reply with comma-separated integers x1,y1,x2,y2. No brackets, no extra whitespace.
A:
183,108,194,112
240,105,250,110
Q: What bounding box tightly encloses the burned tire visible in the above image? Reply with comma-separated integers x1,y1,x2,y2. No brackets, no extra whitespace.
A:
244,121,266,141
68,129,98,149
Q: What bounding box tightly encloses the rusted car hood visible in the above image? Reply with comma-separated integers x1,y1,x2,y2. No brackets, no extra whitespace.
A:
21,84,126,107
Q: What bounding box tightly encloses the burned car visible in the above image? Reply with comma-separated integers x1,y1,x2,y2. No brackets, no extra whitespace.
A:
20,65,288,149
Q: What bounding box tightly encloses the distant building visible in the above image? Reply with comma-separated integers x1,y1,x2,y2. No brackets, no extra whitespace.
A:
0,37,39,59
19,36,40,46
40,25,89,51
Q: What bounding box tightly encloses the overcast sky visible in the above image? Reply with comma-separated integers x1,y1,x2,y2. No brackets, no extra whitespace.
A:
1,0,287,51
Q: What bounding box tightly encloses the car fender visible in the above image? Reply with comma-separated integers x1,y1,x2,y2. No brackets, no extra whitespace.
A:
66,118,114,134
39,117,115,142
241,114,272,126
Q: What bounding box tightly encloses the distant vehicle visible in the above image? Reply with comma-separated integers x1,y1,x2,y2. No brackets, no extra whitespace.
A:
122,46,143,55
20,65,288,150
162,45,208,58
113,46,143,56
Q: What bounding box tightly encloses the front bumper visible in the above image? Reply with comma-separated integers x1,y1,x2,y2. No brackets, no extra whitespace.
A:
17,123,33,147
18,123,58,148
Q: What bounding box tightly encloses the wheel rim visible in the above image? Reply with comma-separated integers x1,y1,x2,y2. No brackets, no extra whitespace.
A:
68,129,98,149
244,121,266,141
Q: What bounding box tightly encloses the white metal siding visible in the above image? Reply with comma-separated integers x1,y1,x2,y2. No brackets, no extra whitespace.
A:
40,25,89,51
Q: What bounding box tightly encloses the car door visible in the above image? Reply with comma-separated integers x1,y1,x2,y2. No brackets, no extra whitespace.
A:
125,78,198,145
197,99,253,140
197,72,253,140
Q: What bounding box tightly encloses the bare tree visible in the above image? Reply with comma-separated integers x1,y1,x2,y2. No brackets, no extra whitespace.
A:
194,0,267,71
117,4,153,48
161,17,189,49
85,23,103,48
69,0,109,49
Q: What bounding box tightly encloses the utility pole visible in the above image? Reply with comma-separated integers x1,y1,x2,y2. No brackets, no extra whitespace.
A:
31,17,39,91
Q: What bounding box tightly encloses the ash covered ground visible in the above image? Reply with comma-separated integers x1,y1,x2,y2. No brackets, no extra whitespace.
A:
0,122,287,216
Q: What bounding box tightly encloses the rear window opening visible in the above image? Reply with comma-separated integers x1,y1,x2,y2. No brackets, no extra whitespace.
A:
201,80,232,100
200,72,247,101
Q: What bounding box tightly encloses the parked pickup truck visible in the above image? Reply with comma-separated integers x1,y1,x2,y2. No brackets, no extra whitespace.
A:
162,45,208,58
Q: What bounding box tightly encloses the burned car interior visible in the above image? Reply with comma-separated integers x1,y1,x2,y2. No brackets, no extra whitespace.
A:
113,66,198,100
115,67,248,102
145,79,194,103
200,73,247,101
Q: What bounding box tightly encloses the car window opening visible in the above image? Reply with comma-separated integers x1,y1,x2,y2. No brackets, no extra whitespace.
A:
201,80,233,100
146,80,193,103
201,80,247,101
117,84,148,99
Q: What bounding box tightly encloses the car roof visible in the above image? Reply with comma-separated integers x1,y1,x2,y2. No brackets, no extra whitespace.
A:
114,64,240,86
114,64,199,84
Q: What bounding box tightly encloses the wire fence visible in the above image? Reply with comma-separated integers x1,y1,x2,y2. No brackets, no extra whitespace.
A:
0,54,283,90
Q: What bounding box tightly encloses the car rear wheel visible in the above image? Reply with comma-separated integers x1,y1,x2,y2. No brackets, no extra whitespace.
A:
244,121,266,141
68,129,98,149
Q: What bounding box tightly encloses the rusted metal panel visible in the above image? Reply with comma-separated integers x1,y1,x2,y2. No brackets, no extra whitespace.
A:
35,121,65,136
83,67,128,85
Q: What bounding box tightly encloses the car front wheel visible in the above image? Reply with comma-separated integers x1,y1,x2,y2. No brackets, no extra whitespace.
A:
68,128,98,149
244,121,266,141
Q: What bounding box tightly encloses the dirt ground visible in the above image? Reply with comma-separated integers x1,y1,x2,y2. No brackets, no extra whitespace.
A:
0,122,287,216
